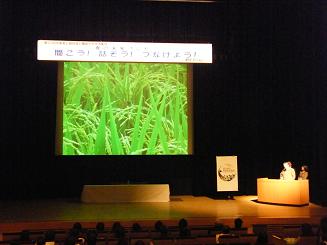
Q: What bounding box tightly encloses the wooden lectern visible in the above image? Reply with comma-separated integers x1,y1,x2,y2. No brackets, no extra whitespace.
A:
257,178,309,206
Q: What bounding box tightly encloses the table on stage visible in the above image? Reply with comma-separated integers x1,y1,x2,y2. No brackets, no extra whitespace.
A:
257,178,309,206
81,184,170,203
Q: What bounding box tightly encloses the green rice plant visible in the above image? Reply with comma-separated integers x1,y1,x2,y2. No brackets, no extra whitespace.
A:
94,88,107,155
129,93,144,154
145,87,169,154
62,62,189,155
105,83,124,155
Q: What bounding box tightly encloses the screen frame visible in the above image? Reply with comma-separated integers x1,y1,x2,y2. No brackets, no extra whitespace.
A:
55,62,194,156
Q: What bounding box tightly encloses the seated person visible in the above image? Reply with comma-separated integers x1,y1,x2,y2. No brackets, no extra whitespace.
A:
178,218,191,237
69,222,86,239
280,161,296,180
234,218,243,229
111,222,126,238
96,222,105,233
154,220,164,232
132,222,143,232
95,222,107,239
154,220,168,237
231,218,248,234
298,165,309,180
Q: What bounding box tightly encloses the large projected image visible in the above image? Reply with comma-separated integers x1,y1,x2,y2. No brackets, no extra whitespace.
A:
62,62,191,155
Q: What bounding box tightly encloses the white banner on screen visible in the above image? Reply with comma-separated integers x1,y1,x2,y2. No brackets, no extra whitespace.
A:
216,156,238,192
37,40,212,63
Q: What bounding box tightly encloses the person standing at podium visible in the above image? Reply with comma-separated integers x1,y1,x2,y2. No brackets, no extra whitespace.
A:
280,161,296,180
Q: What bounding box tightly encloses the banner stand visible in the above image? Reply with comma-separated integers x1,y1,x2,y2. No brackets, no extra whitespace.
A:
214,156,239,200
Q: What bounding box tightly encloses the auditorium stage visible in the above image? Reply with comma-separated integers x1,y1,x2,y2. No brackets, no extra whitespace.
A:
0,195,326,232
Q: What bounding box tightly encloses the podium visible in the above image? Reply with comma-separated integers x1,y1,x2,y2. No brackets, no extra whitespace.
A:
81,184,170,203
257,178,309,206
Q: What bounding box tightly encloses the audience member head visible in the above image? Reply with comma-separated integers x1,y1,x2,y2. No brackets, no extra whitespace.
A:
301,165,309,172
178,218,190,237
96,222,105,233
234,218,244,229
112,221,122,233
44,230,55,241
70,222,84,237
132,222,142,232
301,223,314,236
154,221,168,236
112,222,125,238
154,220,164,232
73,222,83,232
178,218,188,229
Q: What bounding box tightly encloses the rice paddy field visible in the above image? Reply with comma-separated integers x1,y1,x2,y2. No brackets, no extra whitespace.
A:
62,62,190,155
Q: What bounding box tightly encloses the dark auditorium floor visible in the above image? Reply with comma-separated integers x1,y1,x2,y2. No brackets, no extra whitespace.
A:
0,195,326,232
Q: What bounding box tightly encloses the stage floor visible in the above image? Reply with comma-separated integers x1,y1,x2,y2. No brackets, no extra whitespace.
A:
0,195,326,232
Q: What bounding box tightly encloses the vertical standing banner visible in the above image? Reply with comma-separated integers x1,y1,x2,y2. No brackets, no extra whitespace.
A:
216,156,238,192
